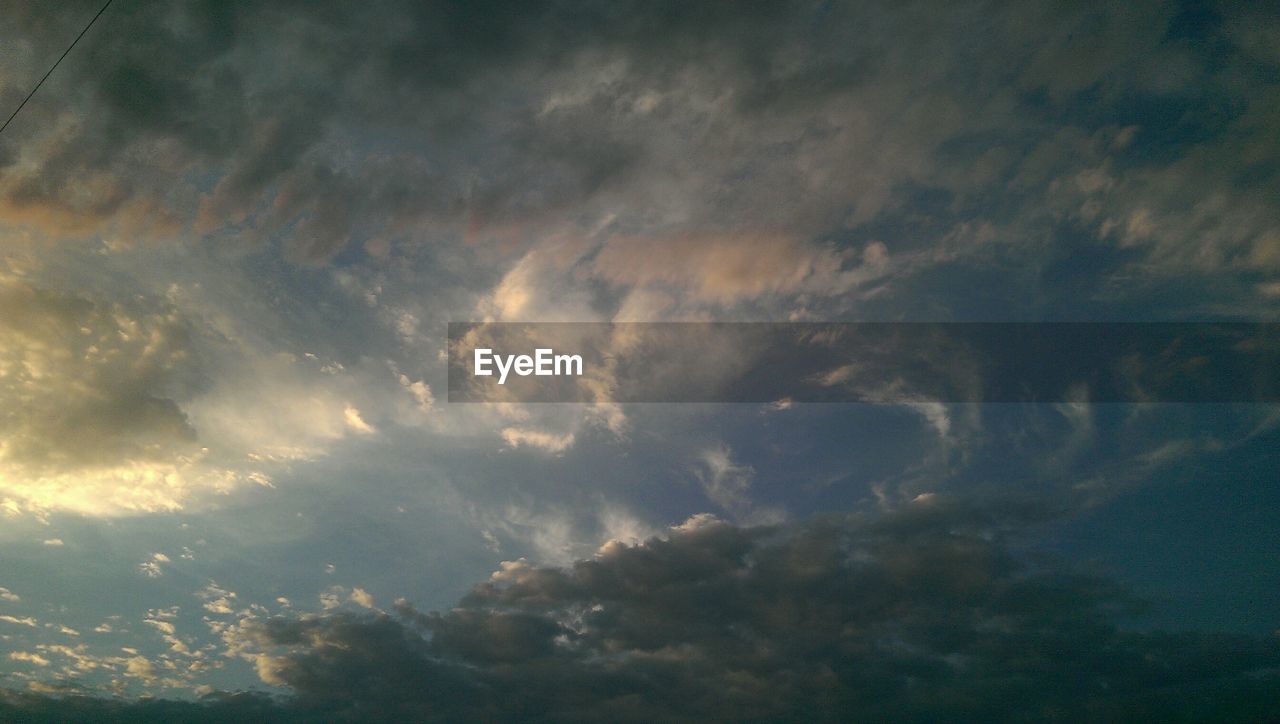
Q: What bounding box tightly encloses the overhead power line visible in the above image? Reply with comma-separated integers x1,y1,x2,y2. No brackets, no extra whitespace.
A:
0,0,114,137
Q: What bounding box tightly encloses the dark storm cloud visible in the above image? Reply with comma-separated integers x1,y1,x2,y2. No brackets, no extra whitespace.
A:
0,0,802,258
8,503,1276,721
202,500,1280,719
0,690,291,724
3,0,1274,291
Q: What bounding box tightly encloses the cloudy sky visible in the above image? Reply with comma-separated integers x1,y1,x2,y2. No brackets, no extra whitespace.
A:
1,0,1278,719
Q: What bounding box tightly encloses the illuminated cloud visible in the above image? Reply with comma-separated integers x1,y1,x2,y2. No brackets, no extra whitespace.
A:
8,652,50,667
592,231,890,305
500,428,575,455
0,277,266,516
342,405,376,435
0,279,198,474
349,588,375,609
0,270,406,517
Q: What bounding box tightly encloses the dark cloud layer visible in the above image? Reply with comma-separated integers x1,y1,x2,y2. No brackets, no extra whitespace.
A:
5,504,1277,721
2,0,1276,312
1,0,812,256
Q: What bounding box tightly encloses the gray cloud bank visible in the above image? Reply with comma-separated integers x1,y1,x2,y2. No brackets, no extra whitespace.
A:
4,503,1278,722
1,0,1276,317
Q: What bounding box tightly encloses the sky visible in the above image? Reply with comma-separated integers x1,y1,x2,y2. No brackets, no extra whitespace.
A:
0,0,1278,720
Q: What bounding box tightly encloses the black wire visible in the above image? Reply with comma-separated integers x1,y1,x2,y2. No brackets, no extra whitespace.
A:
0,0,115,137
